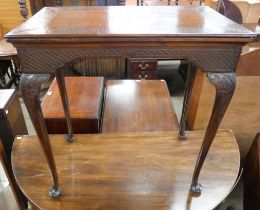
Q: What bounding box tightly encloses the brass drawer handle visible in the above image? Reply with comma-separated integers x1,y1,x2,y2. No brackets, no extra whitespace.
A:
138,71,148,80
138,63,149,70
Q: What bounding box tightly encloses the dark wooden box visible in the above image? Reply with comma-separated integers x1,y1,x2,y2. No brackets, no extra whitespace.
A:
102,80,179,132
41,77,104,134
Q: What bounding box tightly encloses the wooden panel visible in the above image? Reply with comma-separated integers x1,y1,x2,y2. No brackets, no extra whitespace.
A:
102,80,179,132
0,140,21,210
246,1,260,23
244,132,260,210
0,89,28,156
41,77,104,134
0,0,31,34
237,48,260,75
12,130,240,210
187,69,260,158
6,93,28,136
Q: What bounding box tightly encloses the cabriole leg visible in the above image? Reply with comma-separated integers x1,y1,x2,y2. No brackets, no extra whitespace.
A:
190,72,236,193
20,74,61,198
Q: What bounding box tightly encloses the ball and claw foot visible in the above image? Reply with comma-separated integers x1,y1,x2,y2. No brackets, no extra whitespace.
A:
178,131,188,140
48,185,61,198
65,134,74,143
191,182,203,193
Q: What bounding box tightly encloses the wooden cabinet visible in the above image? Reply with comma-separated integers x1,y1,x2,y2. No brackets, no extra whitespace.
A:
244,133,260,210
0,89,27,158
127,59,157,80
41,77,104,134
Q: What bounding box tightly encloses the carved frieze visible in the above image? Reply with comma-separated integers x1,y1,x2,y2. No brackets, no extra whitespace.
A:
18,46,241,74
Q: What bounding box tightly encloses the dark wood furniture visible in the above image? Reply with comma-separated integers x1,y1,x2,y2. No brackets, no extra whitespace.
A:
127,59,157,80
0,89,28,158
186,45,260,159
41,77,104,134
102,80,179,132
6,6,255,196
0,140,22,210
244,132,260,210
0,89,28,209
12,130,240,210
0,39,20,88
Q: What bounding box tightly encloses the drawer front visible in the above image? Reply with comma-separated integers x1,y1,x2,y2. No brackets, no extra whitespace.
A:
128,59,157,80
130,71,157,80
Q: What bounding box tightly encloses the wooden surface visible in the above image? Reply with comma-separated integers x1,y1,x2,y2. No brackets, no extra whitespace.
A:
5,6,255,75
187,68,260,158
12,130,240,210
0,39,17,57
6,6,254,41
0,140,21,210
6,5,254,199
0,0,31,34
244,132,260,210
0,89,16,110
41,77,104,134
0,89,28,157
102,80,179,132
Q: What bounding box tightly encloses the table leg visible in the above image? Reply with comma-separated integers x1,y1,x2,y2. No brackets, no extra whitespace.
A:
20,74,61,198
55,66,74,142
190,72,236,193
179,63,197,140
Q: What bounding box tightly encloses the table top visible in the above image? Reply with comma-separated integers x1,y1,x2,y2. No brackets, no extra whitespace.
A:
12,130,240,210
244,23,260,40
5,6,255,43
102,80,179,132
41,77,104,118
0,39,17,57
0,89,15,110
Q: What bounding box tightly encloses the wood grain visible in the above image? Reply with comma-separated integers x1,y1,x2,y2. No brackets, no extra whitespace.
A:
102,80,179,132
187,69,260,158
244,132,260,210
0,140,21,210
0,39,17,57
6,6,253,204
12,130,240,210
5,6,254,42
0,0,31,34
41,77,104,134
0,89,28,157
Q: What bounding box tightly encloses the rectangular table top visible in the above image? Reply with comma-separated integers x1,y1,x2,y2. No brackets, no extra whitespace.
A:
5,6,255,43
102,80,179,132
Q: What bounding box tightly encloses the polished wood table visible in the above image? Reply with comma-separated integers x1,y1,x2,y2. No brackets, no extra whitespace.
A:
0,39,20,88
5,6,255,197
12,130,240,210
102,80,179,132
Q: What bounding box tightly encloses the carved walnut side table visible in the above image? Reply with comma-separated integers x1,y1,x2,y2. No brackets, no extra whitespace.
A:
5,6,255,197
